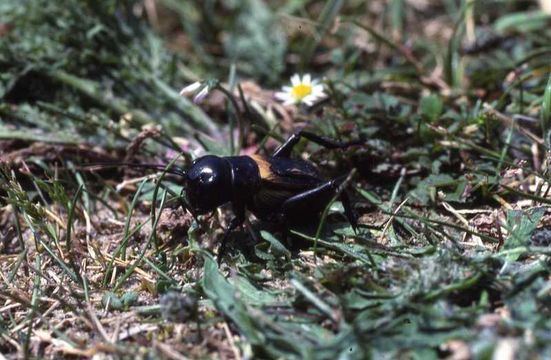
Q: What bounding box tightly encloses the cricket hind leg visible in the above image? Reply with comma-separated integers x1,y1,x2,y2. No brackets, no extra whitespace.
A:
339,190,358,232
272,130,365,158
263,178,358,255
279,175,356,228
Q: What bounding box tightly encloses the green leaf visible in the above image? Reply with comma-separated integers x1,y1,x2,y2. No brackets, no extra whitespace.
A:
260,230,291,259
504,207,546,260
494,11,551,33
419,94,443,122
232,276,282,306
410,174,456,205
254,246,275,261
121,292,139,307
201,256,264,344
102,292,123,311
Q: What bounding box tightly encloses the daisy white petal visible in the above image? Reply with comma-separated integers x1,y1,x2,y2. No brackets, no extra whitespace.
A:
179,81,202,96
312,84,325,94
303,74,311,85
302,98,315,106
274,91,292,101
302,94,318,105
290,74,301,86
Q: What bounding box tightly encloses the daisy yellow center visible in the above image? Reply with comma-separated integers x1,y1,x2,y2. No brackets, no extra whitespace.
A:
291,83,312,100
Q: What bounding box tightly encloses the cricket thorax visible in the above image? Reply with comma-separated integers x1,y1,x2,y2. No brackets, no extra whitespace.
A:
226,155,262,199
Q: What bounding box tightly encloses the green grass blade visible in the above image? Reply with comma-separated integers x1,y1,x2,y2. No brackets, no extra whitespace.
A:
541,73,551,144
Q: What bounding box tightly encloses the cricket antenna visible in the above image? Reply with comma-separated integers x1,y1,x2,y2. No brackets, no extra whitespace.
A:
83,162,187,178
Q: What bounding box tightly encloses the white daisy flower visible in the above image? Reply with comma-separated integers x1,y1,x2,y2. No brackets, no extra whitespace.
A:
179,81,210,104
275,74,326,106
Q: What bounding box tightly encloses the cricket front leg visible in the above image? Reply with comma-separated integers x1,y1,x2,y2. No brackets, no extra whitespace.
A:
217,205,245,265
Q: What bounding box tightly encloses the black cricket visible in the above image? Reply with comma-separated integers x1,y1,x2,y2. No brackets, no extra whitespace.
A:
187,130,361,263
101,130,362,263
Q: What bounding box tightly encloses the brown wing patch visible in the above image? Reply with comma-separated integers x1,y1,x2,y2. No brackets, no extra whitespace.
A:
250,154,275,180
250,154,323,190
